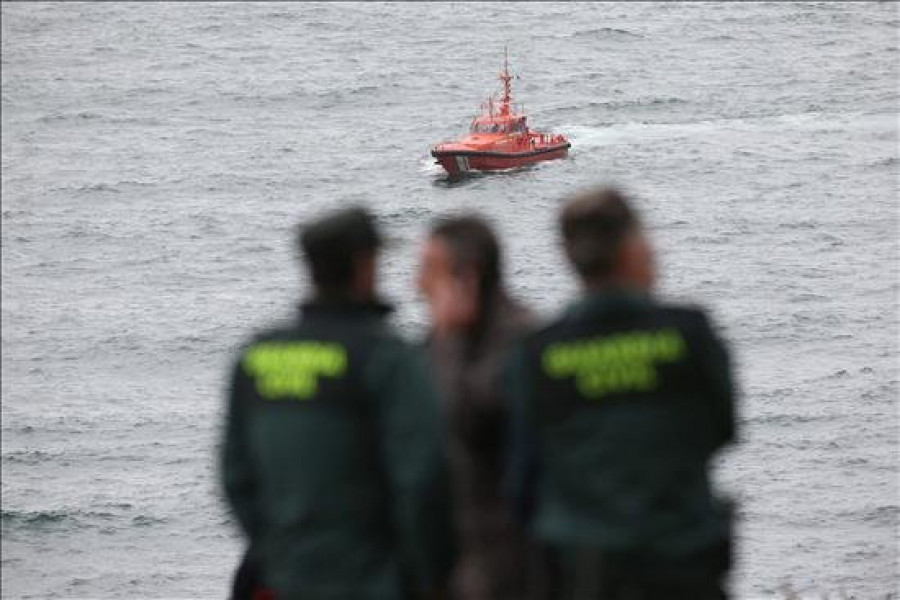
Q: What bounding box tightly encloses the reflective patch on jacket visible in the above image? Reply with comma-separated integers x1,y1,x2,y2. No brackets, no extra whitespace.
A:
242,341,348,400
541,328,686,399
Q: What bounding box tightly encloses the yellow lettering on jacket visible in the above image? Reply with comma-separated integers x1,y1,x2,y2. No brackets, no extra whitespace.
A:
242,342,348,400
541,328,686,399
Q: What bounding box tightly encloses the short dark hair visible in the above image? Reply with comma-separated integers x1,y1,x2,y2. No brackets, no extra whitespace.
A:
429,214,502,295
298,206,381,290
560,187,640,280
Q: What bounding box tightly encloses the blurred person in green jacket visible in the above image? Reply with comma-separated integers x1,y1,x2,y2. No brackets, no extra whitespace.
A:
506,188,738,600
222,206,456,600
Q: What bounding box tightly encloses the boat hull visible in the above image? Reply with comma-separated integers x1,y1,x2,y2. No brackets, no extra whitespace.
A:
431,142,571,176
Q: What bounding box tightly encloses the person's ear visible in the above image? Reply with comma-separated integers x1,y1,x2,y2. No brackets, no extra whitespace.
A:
618,231,655,291
353,252,377,297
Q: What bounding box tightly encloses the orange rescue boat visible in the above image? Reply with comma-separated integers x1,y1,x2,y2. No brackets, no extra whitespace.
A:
431,50,570,177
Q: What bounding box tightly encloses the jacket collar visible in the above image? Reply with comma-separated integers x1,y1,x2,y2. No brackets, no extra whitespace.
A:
564,287,653,320
299,295,394,319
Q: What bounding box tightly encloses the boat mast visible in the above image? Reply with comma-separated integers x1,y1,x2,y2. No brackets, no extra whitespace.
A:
499,46,512,116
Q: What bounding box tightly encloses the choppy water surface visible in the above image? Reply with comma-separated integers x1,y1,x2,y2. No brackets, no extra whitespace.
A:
2,3,897,598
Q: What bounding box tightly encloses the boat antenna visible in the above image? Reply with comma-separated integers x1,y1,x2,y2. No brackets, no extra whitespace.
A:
499,45,512,116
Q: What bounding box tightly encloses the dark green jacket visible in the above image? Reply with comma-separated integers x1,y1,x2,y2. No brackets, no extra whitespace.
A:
507,291,736,561
222,299,456,598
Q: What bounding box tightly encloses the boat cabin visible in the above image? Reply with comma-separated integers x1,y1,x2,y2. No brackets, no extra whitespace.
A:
470,115,528,135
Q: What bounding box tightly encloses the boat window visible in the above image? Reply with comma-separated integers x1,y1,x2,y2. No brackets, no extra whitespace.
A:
471,123,507,133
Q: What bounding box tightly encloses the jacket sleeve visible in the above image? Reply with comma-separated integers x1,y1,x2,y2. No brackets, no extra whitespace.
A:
221,353,261,540
502,341,540,526
694,312,738,450
367,338,456,595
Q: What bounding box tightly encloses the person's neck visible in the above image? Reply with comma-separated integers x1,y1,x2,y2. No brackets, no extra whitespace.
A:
312,288,374,305
583,277,648,296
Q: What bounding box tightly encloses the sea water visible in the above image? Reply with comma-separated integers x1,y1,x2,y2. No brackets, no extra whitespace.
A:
2,3,897,598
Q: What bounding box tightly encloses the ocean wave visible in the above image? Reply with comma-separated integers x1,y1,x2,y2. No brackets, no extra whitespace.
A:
682,234,734,246
190,23,223,34
659,219,692,229
378,206,434,225
2,450,62,465
868,156,897,168
53,182,122,195
105,114,167,125
859,382,899,403
547,96,686,116
131,515,167,527
835,505,900,526
747,413,840,427
36,111,103,124
788,293,829,303
243,243,275,254
349,84,380,96
776,219,821,231
813,232,845,246
263,10,301,21
572,27,643,39
701,34,736,42
865,505,900,525
2,509,70,525
1,508,116,529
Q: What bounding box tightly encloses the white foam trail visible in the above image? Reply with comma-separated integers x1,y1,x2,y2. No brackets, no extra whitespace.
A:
562,122,711,148
418,154,444,175
560,111,894,149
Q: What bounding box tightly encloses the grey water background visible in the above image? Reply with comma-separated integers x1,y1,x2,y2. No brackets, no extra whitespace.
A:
2,2,897,598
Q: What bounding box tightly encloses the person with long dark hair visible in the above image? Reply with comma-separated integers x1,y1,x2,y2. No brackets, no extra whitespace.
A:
417,215,540,600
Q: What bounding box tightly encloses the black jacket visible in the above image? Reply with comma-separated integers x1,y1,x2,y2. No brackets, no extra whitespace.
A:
507,291,736,560
223,299,456,598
